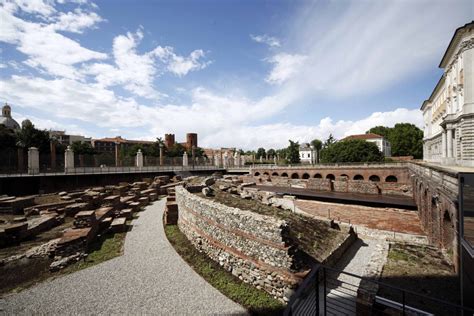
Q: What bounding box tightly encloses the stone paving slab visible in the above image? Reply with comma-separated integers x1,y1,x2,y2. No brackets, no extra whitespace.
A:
0,199,247,315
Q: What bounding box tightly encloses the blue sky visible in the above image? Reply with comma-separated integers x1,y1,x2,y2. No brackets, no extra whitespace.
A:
0,0,472,149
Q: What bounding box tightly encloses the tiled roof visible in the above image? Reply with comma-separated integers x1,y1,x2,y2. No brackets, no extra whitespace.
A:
344,133,383,140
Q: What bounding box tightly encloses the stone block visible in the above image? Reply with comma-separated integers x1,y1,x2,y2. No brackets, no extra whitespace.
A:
110,217,127,233
120,208,133,220
74,210,98,229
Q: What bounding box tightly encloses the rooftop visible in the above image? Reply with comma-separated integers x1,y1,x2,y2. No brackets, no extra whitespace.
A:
343,133,383,140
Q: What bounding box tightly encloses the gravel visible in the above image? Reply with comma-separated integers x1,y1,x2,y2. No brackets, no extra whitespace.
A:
0,199,248,315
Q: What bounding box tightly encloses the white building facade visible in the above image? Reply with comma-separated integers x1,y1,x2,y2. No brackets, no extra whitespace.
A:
299,143,314,163
422,22,474,167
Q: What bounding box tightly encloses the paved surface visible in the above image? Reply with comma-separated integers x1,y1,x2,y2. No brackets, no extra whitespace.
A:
296,200,424,235
254,185,417,209
0,200,247,315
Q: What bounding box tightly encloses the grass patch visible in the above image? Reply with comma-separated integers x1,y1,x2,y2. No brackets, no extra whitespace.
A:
164,224,285,316
62,231,126,273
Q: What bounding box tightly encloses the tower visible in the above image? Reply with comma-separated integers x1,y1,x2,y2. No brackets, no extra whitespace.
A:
164,134,175,148
186,133,198,149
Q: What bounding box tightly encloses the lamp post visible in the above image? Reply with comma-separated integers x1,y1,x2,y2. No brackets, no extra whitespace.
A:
192,145,196,170
159,142,163,166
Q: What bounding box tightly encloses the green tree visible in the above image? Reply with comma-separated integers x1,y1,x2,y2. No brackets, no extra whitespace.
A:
323,134,336,149
320,139,383,163
0,125,17,149
15,120,51,152
390,123,423,158
267,148,276,158
286,140,300,164
167,143,186,157
256,147,266,159
366,123,423,158
310,139,323,163
71,141,96,155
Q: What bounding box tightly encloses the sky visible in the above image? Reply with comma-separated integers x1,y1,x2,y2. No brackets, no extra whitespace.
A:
0,0,472,150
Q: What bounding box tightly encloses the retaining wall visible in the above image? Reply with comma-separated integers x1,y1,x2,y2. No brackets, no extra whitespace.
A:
175,186,303,301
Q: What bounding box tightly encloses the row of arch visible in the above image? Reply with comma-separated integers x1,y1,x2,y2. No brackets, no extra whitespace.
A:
253,171,398,183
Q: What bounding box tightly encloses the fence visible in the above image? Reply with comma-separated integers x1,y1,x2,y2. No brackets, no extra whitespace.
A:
285,264,473,316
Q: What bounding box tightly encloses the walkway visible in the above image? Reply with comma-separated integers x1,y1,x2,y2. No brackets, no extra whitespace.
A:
0,200,247,315
254,185,417,209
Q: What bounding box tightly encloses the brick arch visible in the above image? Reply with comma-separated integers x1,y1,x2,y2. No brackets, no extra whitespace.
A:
281,172,288,178
263,172,270,176
385,175,398,183
353,174,364,181
442,209,454,250
271,172,279,176
326,174,335,180
314,173,322,178
291,173,299,179
254,172,260,176
340,174,349,179
369,175,380,182
302,173,310,179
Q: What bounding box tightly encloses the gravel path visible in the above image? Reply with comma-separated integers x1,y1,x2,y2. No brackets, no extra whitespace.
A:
0,200,247,315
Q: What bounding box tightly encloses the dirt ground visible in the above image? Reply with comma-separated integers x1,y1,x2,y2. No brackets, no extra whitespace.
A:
378,242,460,313
296,199,424,235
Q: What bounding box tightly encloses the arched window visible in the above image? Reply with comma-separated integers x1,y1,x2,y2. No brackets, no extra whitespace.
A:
369,175,380,182
326,174,335,180
302,173,310,179
254,172,260,176
385,175,398,183
353,174,364,181
340,174,349,179
291,173,299,179
314,173,322,178
281,172,288,177
271,172,279,176
263,172,269,176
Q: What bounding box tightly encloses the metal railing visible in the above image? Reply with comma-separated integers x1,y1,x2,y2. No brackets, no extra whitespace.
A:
285,264,473,316
0,165,225,177
249,162,409,170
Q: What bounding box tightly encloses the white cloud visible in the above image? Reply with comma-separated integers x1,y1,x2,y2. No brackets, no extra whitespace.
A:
152,46,210,77
250,34,281,48
0,1,107,79
265,53,307,85
273,0,471,98
50,8,104,33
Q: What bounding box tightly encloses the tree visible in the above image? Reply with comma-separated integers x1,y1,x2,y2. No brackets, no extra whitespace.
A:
267,148,276,158
390,123,423,158
167,143,186,157
256,147,266,159
286,140,300,164
323,134,336,149
0,125,17,149
71,141,96,155
367,126,391,139
366,123,423,158
310,139,322,163
320,139,384,163
15,120,51,152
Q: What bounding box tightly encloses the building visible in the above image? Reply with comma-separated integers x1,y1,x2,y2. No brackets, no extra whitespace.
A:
299,143,314,163
164,134,175,148
92,136,155,154
343,133,392,157
422,21,474,167
0,103,20,130
49,130,91,145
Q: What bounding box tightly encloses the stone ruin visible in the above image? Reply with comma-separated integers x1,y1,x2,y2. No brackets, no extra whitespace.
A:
173,174,356,302
0,175,174,272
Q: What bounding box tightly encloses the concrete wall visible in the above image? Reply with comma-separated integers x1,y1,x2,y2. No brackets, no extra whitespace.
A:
175,186,303,301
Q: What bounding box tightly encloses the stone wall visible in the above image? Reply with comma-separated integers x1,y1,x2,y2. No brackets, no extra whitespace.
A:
249,176,412,197
408,163,459,271
175,186,304,301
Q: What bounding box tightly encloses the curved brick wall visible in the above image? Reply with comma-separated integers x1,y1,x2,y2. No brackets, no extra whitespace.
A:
175,186,303,301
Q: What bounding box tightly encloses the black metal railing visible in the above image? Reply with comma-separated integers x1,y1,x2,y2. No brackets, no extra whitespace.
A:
285,264,474,316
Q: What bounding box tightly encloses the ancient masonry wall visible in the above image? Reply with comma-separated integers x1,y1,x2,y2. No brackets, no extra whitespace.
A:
175,186,302,301
408,163,459,271
248,176,412,197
